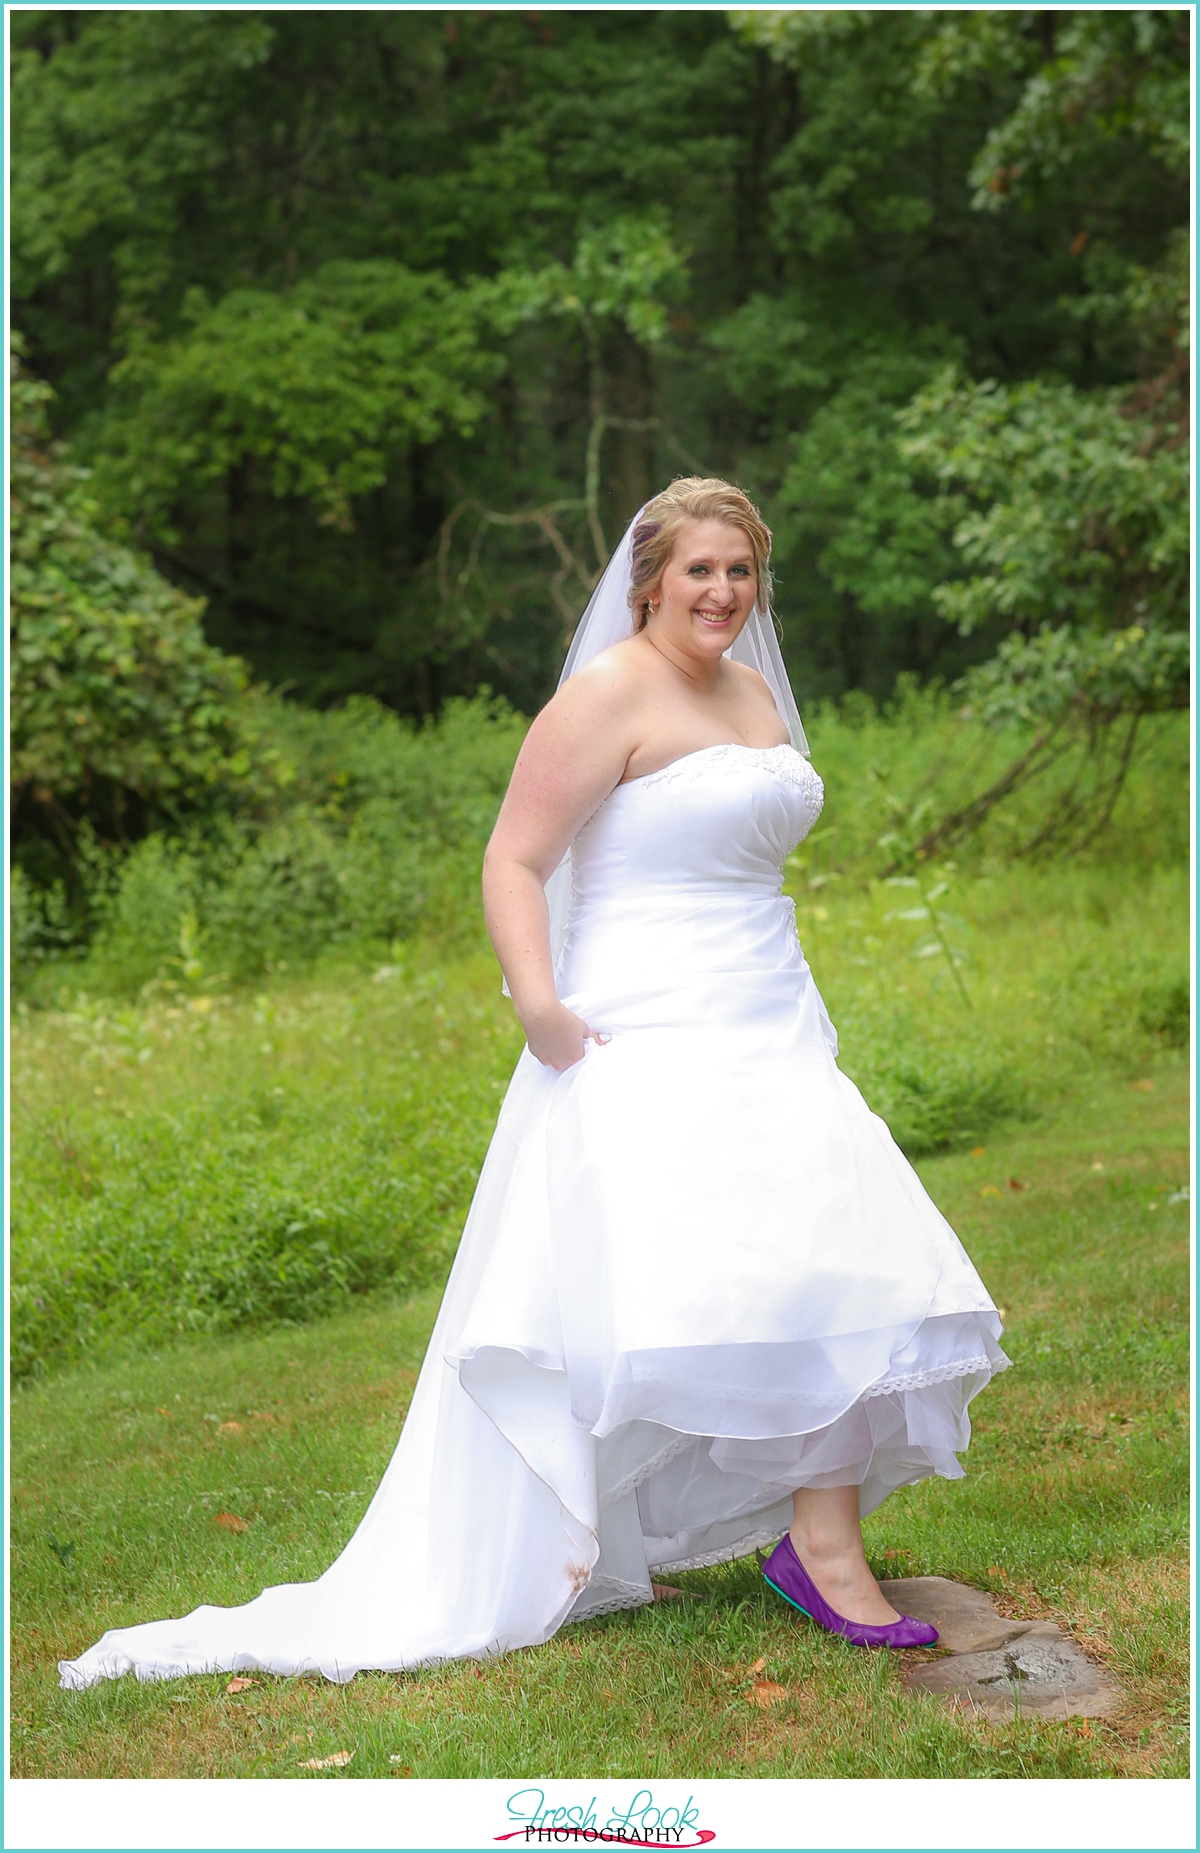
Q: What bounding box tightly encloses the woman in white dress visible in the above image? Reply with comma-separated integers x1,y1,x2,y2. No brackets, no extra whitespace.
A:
60,478,1007,1689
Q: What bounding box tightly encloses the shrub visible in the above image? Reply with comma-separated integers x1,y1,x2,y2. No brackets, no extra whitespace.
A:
9,349,271,876
15,691,530,999
1138,974,1190,1050
837,1015,1031,1157
87,836,197,993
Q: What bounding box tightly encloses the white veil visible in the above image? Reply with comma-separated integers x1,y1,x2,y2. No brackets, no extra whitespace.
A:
542,509,809,979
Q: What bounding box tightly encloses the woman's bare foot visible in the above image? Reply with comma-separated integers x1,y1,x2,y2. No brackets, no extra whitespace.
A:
789,1484,901,1626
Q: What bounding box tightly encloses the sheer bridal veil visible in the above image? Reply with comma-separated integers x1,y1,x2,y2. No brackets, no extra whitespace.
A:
542,506,810,975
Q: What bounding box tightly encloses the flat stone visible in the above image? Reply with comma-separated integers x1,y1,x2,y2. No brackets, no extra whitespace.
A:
903,1625,1124,1723
879,1576,1045,1655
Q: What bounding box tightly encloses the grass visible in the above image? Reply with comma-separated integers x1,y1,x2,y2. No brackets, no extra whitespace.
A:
10,1064,1189,1779
11,861,1187,1378
10,849,1189,1778
10,945,523,1379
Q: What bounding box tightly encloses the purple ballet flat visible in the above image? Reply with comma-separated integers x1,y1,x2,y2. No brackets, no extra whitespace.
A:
761,1533,938,1649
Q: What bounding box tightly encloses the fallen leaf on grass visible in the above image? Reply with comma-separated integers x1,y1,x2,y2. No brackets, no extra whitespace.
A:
155,1406,173,1417
1132,1079,1154,1092
652,1582,687,1601
749,1680,788,1707
979,1186,1000,1198
299,1750,354,1770
1008,1177,1026,1192
213,1512,249,1533
389,1757,412,1773
216,1421,243,1434
970,1146,985,1157
226,1676,256,1694
749,1657,767,1674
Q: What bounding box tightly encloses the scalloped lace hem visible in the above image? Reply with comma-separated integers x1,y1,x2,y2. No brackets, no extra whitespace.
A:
649,1526,785,1575
599,1431,698,1510
862,1354,1007,1398
568,1576,656,1622
619,1349,1005,1412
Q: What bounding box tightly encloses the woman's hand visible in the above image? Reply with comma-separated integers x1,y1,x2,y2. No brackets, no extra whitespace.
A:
520,1001,608,1071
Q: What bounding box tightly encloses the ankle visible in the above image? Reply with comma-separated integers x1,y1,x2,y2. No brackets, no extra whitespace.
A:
789,1528,858,1568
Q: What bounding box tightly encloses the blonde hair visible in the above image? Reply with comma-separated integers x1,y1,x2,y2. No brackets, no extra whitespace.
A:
627,477,772,630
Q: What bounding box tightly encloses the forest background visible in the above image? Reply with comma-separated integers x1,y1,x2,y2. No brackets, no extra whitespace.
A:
12,5,1189,915
8,6,1193,1781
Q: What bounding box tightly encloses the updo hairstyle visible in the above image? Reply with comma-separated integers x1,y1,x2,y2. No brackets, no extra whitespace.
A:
627,477,773,631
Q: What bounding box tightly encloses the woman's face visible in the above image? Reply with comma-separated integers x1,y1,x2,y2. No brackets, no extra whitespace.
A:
648,519,758,661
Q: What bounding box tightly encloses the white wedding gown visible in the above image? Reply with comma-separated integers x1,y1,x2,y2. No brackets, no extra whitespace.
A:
60,743,1007,1689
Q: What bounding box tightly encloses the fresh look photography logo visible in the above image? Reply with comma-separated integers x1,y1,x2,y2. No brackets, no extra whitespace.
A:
495,1787,715,1847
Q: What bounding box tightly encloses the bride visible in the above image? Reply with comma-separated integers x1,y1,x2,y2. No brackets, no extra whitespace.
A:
60,477,1007,1689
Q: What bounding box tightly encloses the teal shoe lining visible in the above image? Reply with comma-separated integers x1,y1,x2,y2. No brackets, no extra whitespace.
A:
762,1569,812,1620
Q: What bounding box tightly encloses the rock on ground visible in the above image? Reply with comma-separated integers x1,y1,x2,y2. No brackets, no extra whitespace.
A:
882,1577,1123,1723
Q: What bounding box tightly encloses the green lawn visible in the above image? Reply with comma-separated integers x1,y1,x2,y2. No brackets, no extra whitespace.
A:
12,1063,1188,1779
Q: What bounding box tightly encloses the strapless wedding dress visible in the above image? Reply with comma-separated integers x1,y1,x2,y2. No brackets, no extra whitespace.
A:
60,744,1007,1688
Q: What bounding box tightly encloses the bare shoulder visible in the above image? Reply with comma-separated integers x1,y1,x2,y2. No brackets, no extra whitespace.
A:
727,660,777,704
727,660,790,733
535,636,651,734
506,640,647,807
571,635,656,701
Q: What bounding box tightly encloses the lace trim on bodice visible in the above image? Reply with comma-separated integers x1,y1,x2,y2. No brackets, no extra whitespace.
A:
633,742,823,808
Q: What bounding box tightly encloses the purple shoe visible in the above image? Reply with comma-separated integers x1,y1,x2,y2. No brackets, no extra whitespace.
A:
761,1533,938,1649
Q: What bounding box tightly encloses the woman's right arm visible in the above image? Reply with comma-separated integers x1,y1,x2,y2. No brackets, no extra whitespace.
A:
482,661,638,1070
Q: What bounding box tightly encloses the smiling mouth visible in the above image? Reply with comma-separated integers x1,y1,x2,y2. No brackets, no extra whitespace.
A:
695,609,734,624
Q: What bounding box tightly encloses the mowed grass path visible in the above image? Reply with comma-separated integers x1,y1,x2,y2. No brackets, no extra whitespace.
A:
12,1065,1188,1779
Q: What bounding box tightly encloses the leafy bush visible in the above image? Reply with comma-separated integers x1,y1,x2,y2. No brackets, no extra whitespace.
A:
796,680,1189,880
15,678,1187,1004
32,692,530,999
1139,975,1190,1050
839,1019,1030,1158
863,1058,1027,1159
87,836,198,993
9,350,272,872
10,866,77,971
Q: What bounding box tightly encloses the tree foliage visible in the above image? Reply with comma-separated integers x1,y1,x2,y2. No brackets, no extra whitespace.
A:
9,348,270,876
102,263,503,535
898,370,1188,639
13,7,1188,718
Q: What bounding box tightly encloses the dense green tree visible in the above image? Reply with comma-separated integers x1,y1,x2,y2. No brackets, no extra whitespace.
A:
9,348,274,885
12,7,1188,717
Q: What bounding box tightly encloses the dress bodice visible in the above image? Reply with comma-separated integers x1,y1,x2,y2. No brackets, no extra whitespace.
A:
569,743,824,910
557,744,827,1034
